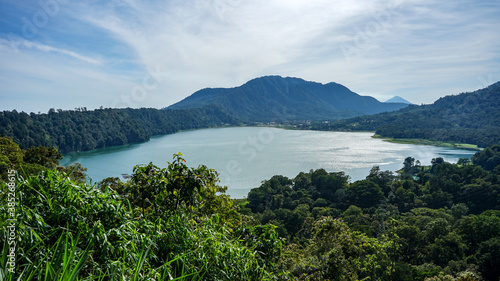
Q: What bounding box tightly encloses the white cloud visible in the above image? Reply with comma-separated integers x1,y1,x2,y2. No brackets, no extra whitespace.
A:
0,38,102,65
1,0,499,111
0,39,137,112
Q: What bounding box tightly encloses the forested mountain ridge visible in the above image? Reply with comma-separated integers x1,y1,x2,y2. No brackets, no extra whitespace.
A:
167,76,409,121
0,106,238,153
3,80,498,153
309,81,500,148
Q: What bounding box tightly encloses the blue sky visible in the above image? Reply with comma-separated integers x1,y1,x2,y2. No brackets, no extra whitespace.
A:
1,0,499,113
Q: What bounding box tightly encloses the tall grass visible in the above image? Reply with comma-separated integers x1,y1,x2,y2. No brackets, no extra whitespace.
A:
0,169,280,280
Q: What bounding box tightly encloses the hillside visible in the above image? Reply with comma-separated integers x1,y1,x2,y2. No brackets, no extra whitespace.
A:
167,76,409,121
0,106,238,153
310,81,500,148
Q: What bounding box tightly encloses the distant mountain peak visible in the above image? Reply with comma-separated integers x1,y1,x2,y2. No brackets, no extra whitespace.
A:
385,96,414,104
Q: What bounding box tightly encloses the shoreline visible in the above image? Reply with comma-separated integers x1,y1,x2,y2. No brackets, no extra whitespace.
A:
371,135,482,151
263,124,482,151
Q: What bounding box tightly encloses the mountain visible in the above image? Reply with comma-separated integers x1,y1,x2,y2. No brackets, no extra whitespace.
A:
384,96,413,104
167,76,409,121
311,81,500,148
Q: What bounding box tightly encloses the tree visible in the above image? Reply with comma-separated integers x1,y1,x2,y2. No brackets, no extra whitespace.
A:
123,153,237,223
23,146,62,168
427,232,466,267
342,205,374,235
56,162,88,183
472,144,500,172
366,166,395,195
313,171,349,202
293,172,311,191
431,157,445,173
307,217,362,280
0,107,239,154
0,137,23,180
394,223,426,263
457,158,471,166
451,203,469,219
456,212,500,250
236,224,284,270
403,157,415,173
291,216,398,280
475,237,500,281
97,177,122,192
346,180,385,208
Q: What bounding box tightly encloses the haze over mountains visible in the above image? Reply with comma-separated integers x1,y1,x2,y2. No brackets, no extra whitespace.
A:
167,76,409,121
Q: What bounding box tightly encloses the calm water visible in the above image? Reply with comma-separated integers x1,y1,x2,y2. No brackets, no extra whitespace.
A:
61,127,476,198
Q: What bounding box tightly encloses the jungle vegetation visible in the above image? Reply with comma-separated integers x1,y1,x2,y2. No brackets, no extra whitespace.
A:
241,145,500,280
1,138,500,280
0,106,238,153
1,138,281,280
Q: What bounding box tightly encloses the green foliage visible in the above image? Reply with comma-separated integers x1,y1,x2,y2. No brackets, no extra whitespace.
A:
425,273,457,281
0,154,281,280
342,205,375,236
0,137,24,180
2,135,500,280
244,145,500,280
309,81,500,148
423,271,482,281
472,144,500,172
121,152,237,223
0,106,238,153
346,180,384,208
23,146,62,168
278,216,398,280
0,136,66,180
56,162,88,183
366,166,395,195
236,224,284,270
475,237,500,281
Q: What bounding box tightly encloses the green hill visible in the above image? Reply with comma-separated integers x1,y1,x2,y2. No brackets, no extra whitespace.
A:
167,76,409,121
310,81,500,148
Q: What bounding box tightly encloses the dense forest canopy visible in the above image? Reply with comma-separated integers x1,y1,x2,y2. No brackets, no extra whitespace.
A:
1,138,500,280
0,106,238,153
239,146,500,280
1,145,281,280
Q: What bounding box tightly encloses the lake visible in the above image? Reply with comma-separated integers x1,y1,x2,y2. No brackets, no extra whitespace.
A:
60,127,477,198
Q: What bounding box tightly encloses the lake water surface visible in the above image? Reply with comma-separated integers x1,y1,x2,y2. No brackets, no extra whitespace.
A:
61,127,476,198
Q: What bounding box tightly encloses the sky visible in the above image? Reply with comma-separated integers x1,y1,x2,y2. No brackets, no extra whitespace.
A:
0,0,499,113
